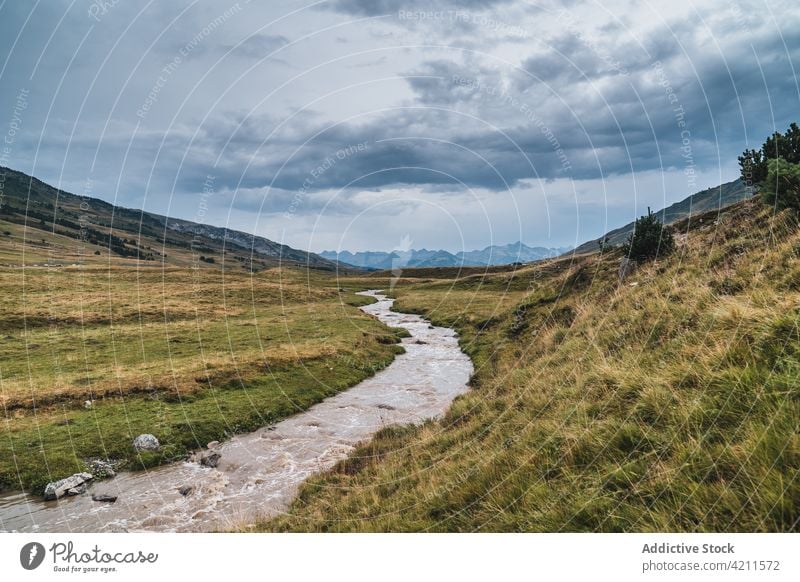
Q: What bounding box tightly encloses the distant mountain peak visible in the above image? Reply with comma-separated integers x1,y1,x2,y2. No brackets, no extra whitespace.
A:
320,243,571,269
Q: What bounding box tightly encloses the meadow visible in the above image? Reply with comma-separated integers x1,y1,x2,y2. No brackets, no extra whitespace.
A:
0,262,405,493
2,192,798,532
265,199,800,532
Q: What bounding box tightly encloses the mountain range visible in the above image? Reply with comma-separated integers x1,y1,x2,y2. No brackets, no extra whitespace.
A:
327,178,752,269
320,242,572,270
0,165,753,273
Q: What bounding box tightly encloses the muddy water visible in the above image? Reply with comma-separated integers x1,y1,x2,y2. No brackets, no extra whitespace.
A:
0,291,472,532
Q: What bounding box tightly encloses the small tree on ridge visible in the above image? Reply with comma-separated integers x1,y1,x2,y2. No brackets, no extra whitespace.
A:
622,207,675,261
762,157,800,211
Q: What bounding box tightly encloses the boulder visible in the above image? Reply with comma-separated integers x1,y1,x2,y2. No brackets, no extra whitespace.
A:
206,441,220,449
88,459,116,478
43,472,93,501
91,494,118,503
132,434,160,452
200,452,221,468
178,485,194,496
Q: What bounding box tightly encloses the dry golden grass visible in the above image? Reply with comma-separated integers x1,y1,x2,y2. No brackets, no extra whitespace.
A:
264,199,800,532
0,265,345,408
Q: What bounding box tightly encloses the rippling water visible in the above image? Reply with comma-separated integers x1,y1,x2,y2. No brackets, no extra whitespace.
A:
0,291,473,532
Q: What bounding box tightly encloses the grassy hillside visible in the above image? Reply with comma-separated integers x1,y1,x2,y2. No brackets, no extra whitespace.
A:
0,165,338,270
573,178,751,254
266,198,799,532
0,263,406,494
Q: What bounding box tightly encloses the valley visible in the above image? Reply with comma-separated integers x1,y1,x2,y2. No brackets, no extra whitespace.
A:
266,198,800,532
0,166,797,533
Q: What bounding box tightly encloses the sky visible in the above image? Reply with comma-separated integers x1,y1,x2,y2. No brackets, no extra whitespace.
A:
0,0,797,253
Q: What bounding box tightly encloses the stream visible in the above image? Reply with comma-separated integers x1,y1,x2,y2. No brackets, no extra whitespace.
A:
0,291,473,532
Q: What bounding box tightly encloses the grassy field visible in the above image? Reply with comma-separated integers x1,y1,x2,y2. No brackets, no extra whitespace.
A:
265,199,800,532
3,173,798,531
0,263,405,494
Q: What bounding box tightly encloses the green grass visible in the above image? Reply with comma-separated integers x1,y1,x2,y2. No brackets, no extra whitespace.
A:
264,200,800,532
0,266,404,494
3,192,798,531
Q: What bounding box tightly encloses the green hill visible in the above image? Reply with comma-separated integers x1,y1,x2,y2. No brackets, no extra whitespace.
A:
0,165,337,270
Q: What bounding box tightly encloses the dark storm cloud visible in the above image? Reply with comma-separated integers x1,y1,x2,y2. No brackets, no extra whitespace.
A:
173,109,525,194
371,12,800,187
29,1,800,209
515,30,683,86
219,183,419,218
157,7,800,203
404,60,505,105
2,0,798,233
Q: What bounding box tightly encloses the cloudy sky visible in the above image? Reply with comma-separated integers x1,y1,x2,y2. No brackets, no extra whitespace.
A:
0,0,797,253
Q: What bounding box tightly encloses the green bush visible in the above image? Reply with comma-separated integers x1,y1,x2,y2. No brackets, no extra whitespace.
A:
622,208,675,261
761,157,800,211
739,122,800,188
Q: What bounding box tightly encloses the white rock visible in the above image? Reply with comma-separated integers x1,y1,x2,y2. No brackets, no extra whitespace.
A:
132,434,160,452
43,472,93,501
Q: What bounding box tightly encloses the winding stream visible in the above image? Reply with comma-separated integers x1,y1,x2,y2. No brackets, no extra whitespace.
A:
0,291,473,532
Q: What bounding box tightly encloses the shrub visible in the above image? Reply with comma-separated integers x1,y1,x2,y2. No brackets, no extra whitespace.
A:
622,208,675,261
761,157,800,211
739,122,800,192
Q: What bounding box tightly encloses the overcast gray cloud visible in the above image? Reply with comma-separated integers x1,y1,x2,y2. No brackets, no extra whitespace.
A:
0,0,798,252
327,0,513,17
222,34,290,59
